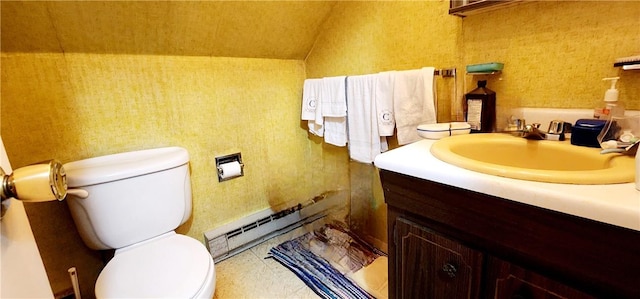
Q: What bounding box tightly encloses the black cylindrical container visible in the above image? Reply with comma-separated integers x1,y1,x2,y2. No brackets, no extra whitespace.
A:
464,80,496,133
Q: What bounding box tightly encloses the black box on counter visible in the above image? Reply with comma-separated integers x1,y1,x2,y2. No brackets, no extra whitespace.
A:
570,119,607,148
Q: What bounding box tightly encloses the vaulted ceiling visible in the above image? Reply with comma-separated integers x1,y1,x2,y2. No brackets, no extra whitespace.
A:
1,1,337,59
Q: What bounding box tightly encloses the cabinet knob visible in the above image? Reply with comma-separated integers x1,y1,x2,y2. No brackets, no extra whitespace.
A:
442,263,457,278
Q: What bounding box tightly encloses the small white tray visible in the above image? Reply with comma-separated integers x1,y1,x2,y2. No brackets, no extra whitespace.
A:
417,122,471,140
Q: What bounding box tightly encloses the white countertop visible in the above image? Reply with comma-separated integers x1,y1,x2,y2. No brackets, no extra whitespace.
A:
374,138,640,232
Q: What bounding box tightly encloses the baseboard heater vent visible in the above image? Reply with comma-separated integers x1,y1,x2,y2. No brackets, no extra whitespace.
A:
204,197,335,262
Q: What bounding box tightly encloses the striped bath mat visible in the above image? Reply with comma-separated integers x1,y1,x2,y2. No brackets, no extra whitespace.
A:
268,224,384,299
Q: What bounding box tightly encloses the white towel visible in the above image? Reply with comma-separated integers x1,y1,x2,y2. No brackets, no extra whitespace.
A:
375,72,395,137
321,76,347,117
302,78,321,120
393,67,436,145
347,74,382,163
301,78,324,136
320,76,348,146
313,86,325,137
323,117,347,147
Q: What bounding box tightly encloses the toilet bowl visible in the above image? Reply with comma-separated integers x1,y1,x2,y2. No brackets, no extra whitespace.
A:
95,232,215,298
64,147,215,298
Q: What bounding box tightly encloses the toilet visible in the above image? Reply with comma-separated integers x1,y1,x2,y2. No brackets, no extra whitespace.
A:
64,147,215,298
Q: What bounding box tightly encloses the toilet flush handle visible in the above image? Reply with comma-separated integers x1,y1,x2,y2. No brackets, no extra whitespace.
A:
66,188,89,199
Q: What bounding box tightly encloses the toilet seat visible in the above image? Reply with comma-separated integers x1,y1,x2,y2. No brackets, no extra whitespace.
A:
95,232,215,298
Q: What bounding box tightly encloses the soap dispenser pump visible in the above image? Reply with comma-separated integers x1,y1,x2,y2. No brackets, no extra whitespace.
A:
600,77,624,118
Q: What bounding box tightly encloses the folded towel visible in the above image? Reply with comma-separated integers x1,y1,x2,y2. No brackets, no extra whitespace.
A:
375,72,395,137
320,76,348,146
393,67,436,145
313,86,325,137
321,76,347,117
301,78,324,136
309,121,324,137
302,78,321,120
324,117,348,147
347,74,382,163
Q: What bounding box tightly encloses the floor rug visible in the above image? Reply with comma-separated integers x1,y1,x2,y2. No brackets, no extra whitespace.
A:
268,223,385,299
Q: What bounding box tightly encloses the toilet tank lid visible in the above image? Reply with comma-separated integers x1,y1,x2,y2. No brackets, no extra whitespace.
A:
64,147,189,187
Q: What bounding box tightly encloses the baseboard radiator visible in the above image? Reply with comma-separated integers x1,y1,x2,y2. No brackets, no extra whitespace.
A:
204,194,339,262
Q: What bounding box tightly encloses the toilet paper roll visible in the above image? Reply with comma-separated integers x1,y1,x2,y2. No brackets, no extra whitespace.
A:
219,161,242,180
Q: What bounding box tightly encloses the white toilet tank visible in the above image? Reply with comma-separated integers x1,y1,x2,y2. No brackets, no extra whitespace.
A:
64,147,192,250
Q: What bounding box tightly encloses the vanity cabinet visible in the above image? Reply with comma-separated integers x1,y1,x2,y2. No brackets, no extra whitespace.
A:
381,170,640,299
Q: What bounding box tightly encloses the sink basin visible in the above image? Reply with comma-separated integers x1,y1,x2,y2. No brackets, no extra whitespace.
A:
430,133,635,184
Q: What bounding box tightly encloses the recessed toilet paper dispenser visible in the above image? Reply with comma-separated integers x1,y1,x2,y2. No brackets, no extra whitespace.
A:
215,153,244,182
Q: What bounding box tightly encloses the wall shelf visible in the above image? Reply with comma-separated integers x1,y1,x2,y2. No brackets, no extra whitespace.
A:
449,0,523,17
613,55,640,70
466,71,502,76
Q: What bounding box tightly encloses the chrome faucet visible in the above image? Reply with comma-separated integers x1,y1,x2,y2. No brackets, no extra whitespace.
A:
521,123,546,140
504,117,570,141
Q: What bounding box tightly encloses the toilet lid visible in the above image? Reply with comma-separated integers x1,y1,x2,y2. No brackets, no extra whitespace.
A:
95,233,213,298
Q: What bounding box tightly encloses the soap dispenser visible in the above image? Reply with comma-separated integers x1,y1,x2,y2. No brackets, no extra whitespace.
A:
595,77,624,119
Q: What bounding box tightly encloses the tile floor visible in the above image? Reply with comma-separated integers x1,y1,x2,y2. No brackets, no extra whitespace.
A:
212,221,326,299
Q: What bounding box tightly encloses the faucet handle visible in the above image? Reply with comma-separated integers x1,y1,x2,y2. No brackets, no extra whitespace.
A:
546,120,571,141
548,120,569,134
507,116,525,131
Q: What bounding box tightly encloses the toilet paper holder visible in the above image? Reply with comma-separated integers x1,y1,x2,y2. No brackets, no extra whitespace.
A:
215,153,244,182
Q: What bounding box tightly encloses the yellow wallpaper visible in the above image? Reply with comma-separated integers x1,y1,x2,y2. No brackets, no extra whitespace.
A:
1,53,349,242
306,0,462,122
463,1,640,116
1,1,336,59
308,1,640,125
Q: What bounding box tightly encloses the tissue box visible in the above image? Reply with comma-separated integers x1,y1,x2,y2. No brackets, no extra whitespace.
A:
571,119,607,148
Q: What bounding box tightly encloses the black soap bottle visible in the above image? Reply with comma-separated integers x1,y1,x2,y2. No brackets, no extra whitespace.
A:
464,80,496,133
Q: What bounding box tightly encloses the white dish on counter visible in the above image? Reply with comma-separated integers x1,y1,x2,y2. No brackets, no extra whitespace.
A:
417,122,471,139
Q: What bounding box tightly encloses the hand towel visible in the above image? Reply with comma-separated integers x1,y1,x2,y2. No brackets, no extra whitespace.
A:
313,87,324,137
323,117,347,147
301,78,324,136
347,74,382,163
321,76,347,117
393,67,436,145
321,76,348,146
375,71,396,137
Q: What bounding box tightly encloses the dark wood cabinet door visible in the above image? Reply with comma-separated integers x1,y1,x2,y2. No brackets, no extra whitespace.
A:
395,217,483,299
487,256,597,299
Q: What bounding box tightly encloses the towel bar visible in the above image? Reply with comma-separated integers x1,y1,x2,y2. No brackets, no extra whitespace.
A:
434,68,456,78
